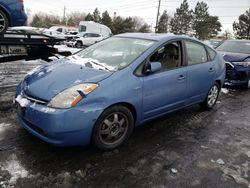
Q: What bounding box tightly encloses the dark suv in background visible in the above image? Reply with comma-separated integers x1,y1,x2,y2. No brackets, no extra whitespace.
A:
0,0,27,33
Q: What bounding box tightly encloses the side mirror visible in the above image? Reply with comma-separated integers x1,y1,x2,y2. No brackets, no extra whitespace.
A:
150,62,162,73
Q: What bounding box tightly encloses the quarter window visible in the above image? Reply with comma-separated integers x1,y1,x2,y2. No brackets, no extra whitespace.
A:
206,47,216,60
185,41,208,65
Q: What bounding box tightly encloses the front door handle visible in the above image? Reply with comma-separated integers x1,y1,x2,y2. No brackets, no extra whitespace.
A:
178,75,185,80
209,67,214,72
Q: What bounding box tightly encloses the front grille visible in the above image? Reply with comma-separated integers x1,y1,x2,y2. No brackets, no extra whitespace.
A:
23,93,47,105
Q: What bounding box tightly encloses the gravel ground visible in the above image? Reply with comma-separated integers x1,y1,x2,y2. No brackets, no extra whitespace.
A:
0,60,249,188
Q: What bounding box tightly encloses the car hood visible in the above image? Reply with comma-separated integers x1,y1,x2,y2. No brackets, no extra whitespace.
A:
219,51,250,62
22,58,113,101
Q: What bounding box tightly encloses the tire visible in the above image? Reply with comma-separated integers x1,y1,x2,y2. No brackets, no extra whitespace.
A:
0,9,9,34
92,105,134,150
242,78,250,89
200,82,220,110
76,41,83,48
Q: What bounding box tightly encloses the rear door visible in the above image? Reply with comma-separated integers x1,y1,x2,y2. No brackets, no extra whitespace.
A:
184,40,215,104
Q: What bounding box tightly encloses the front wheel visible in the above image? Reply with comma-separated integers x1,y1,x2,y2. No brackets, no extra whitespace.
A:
0,10,9,34
200,83,220,110
242,77,250,89
75,41,83,48
92,105,134,150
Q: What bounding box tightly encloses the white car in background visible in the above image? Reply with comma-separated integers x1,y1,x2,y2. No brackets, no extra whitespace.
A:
43,26,78,39
66,32,103,48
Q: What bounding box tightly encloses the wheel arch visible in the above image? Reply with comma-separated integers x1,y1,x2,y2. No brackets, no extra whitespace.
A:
0,5,11,26
106,102,137,124
215,80,222,90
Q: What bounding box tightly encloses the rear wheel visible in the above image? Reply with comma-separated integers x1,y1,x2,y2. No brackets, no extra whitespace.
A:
0,10,9,34
200,83,220,109
92,105,134,150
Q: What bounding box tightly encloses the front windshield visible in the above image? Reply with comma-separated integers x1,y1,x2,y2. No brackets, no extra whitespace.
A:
75,37,155,71
216,41,250,54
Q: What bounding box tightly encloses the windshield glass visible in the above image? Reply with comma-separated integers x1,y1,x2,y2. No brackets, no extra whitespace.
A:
75,37,155,71
216,41,250,54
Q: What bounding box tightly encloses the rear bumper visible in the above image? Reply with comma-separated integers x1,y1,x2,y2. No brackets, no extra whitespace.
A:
16,100,103,146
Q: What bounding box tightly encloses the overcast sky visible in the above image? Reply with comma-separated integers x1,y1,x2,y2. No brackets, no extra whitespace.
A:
24,0,250,32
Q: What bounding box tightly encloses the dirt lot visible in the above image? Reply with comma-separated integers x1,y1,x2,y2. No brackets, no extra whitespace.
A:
0,60,249,188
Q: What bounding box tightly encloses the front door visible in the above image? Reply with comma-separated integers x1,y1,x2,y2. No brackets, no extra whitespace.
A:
141,41,187,119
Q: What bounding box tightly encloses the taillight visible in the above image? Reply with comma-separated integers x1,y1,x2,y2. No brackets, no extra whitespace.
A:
18,0,24,4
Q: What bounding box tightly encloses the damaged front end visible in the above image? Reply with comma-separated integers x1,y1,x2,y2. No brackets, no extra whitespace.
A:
224,61,250,88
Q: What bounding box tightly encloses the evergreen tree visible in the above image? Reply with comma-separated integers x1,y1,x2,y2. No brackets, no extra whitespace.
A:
112,16,125,34
121,17,136,33
132,16,151,32
138,24,151,33
101,11,113,30
112,16,136,34
85,13,94,21
157,10,169,33
233,8,250,39
169,0,192,35
93,8,101,23
193,1,221,39
30,14,42,27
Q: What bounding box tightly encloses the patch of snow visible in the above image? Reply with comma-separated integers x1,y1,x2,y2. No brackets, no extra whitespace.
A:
15,95,30,107
246,151,250,158
67,55,115,71
0,123,11,141
171,168,178,174
54,45,81,54
216,159,225,165
40,107,56,113
26,65,42,76
74,79,82,84
1,154,29,185
38,71,45,77
221,88,229,94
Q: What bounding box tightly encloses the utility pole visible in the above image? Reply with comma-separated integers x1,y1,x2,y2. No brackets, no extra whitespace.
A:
155,0,161,33
63,6,66,25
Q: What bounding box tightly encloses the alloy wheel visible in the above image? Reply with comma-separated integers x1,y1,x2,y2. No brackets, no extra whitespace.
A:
0,12,6,33
98,112,129,146
207,85,219,107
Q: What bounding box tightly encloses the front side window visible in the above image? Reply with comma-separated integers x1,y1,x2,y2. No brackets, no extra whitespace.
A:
135,41,183,75
185,41,208,65
79,25,86,32
75,37,155,71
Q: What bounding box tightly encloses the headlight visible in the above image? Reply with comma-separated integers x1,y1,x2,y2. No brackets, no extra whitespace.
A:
48,83,98,109
232,61,250,67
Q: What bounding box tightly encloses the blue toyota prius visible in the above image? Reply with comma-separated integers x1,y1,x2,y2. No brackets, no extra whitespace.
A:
15,33,225,150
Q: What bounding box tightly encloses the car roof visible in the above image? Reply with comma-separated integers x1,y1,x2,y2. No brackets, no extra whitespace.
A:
224,39,250,42
115,33,195,41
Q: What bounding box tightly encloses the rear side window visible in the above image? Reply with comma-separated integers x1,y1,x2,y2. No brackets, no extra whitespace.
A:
206,47,216,60
93,34,100,37
185,41,208,65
